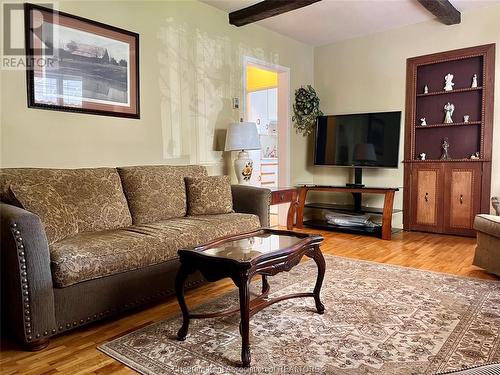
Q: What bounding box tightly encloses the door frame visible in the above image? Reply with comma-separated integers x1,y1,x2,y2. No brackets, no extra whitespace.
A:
242,56,291,226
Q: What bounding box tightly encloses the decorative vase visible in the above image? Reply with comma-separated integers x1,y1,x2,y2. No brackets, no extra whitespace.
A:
234,150,253,185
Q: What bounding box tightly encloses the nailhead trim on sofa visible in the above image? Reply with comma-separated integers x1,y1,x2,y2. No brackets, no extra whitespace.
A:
53,278,205,336
10,221,205,341
10,223,36,342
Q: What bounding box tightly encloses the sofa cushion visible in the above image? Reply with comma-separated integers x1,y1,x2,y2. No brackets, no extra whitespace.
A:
474,214,500,238
10,182,78,244
118,165,207,224
0,168,132,233
50,213,260,287
186,175,233,215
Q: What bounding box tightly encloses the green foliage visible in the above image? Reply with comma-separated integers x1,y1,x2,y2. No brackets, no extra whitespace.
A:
292,85,323,136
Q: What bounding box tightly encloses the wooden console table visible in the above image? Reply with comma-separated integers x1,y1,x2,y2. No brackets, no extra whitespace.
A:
294,185,399,240
269,187,298,230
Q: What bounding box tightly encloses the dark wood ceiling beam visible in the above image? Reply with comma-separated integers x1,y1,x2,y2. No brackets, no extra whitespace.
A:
416,0,461,25
229,0,321,27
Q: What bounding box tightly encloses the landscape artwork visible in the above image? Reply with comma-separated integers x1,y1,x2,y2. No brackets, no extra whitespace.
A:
25,4,139,118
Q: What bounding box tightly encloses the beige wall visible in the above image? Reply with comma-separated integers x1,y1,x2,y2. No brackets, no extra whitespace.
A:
0,0,314,185
313,5,500,224
2,1,499,222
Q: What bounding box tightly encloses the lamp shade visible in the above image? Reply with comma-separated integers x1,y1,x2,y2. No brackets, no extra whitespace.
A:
224,122,261,151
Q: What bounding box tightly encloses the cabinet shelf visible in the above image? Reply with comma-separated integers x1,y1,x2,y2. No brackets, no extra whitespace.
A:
415,121,481,129
410,158,485,163
416,87,482,97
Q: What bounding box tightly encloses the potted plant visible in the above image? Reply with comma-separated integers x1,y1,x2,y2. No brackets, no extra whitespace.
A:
292,85,323,136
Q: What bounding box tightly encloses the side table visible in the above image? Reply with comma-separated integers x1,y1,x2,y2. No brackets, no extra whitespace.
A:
269,187,298,230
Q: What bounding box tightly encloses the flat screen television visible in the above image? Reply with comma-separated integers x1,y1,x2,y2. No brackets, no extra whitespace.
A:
314,111,401,168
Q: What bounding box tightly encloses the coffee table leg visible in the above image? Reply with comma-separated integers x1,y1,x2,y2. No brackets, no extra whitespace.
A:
239,276,251,367
262,275,270,296
175,265,190,341
310,245,325,314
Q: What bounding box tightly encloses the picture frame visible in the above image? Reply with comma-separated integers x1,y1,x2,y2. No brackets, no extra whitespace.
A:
24,3,140,118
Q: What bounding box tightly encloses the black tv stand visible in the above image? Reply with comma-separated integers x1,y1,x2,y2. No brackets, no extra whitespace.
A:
346,167,364,210
346,183,365,188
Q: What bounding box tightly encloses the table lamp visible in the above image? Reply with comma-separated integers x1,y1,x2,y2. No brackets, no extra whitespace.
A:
354,143,376,165
225,122,261,184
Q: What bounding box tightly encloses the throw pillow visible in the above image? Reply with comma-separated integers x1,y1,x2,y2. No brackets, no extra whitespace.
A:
10,182,78,245
185,175,234,215
117,165,208,224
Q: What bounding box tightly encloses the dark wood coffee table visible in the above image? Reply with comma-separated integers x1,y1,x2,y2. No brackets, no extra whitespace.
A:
175,228,325,367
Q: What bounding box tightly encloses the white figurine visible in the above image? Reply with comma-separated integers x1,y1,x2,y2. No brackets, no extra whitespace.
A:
420,118,427,126
444,102,455,124
470,152,480,159
444,73,454,91
471,74,478,88
419,152,426,160
424,85,429,94
463,115,470,123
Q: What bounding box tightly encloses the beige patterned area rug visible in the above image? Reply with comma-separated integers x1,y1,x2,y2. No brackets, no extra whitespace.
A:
99,256,500,374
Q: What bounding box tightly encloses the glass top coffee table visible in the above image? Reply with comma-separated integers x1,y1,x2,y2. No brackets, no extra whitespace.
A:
175,228,325,367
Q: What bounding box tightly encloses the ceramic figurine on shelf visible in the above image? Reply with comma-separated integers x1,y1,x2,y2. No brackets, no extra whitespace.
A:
463,115,470,123
424,85,429,94
444,73,454,91
471,74,478,88
419,152,426,160
444,102,455,124
470,152,480,159
440,138,450,160
420,118,427,126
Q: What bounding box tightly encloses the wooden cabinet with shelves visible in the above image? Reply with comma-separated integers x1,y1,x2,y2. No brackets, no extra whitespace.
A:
403,44,495,237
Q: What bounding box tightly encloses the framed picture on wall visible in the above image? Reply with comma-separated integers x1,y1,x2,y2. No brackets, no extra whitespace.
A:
24,3,140,118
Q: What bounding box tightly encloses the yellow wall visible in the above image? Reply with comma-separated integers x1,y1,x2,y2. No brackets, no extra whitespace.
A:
313,5,500,222
246,66,278,92
0,0,314,185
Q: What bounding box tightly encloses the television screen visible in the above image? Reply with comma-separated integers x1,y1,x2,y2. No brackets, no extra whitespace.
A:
314,111,401,168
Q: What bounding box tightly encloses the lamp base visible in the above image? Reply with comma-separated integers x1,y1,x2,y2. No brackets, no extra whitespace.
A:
234,150,254,185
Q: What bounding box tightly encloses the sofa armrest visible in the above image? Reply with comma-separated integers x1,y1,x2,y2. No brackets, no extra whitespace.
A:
231,185,271,227
0,202,56,347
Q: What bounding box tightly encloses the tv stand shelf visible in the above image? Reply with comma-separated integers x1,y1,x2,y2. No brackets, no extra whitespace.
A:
303,219,382,236
294,185,399,240
304,202,402,215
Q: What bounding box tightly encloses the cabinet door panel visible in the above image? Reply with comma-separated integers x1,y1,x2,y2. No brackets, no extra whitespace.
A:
450,171,473,227
410,164,443,233
416,170,438,225
444,164,481,236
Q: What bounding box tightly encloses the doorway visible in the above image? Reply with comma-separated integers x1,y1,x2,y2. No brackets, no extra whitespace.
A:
243,57,290,227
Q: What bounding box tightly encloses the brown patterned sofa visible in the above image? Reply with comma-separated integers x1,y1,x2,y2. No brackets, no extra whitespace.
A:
0,165,271,350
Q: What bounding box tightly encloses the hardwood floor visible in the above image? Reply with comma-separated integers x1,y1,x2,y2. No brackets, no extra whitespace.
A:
1,229,497,374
